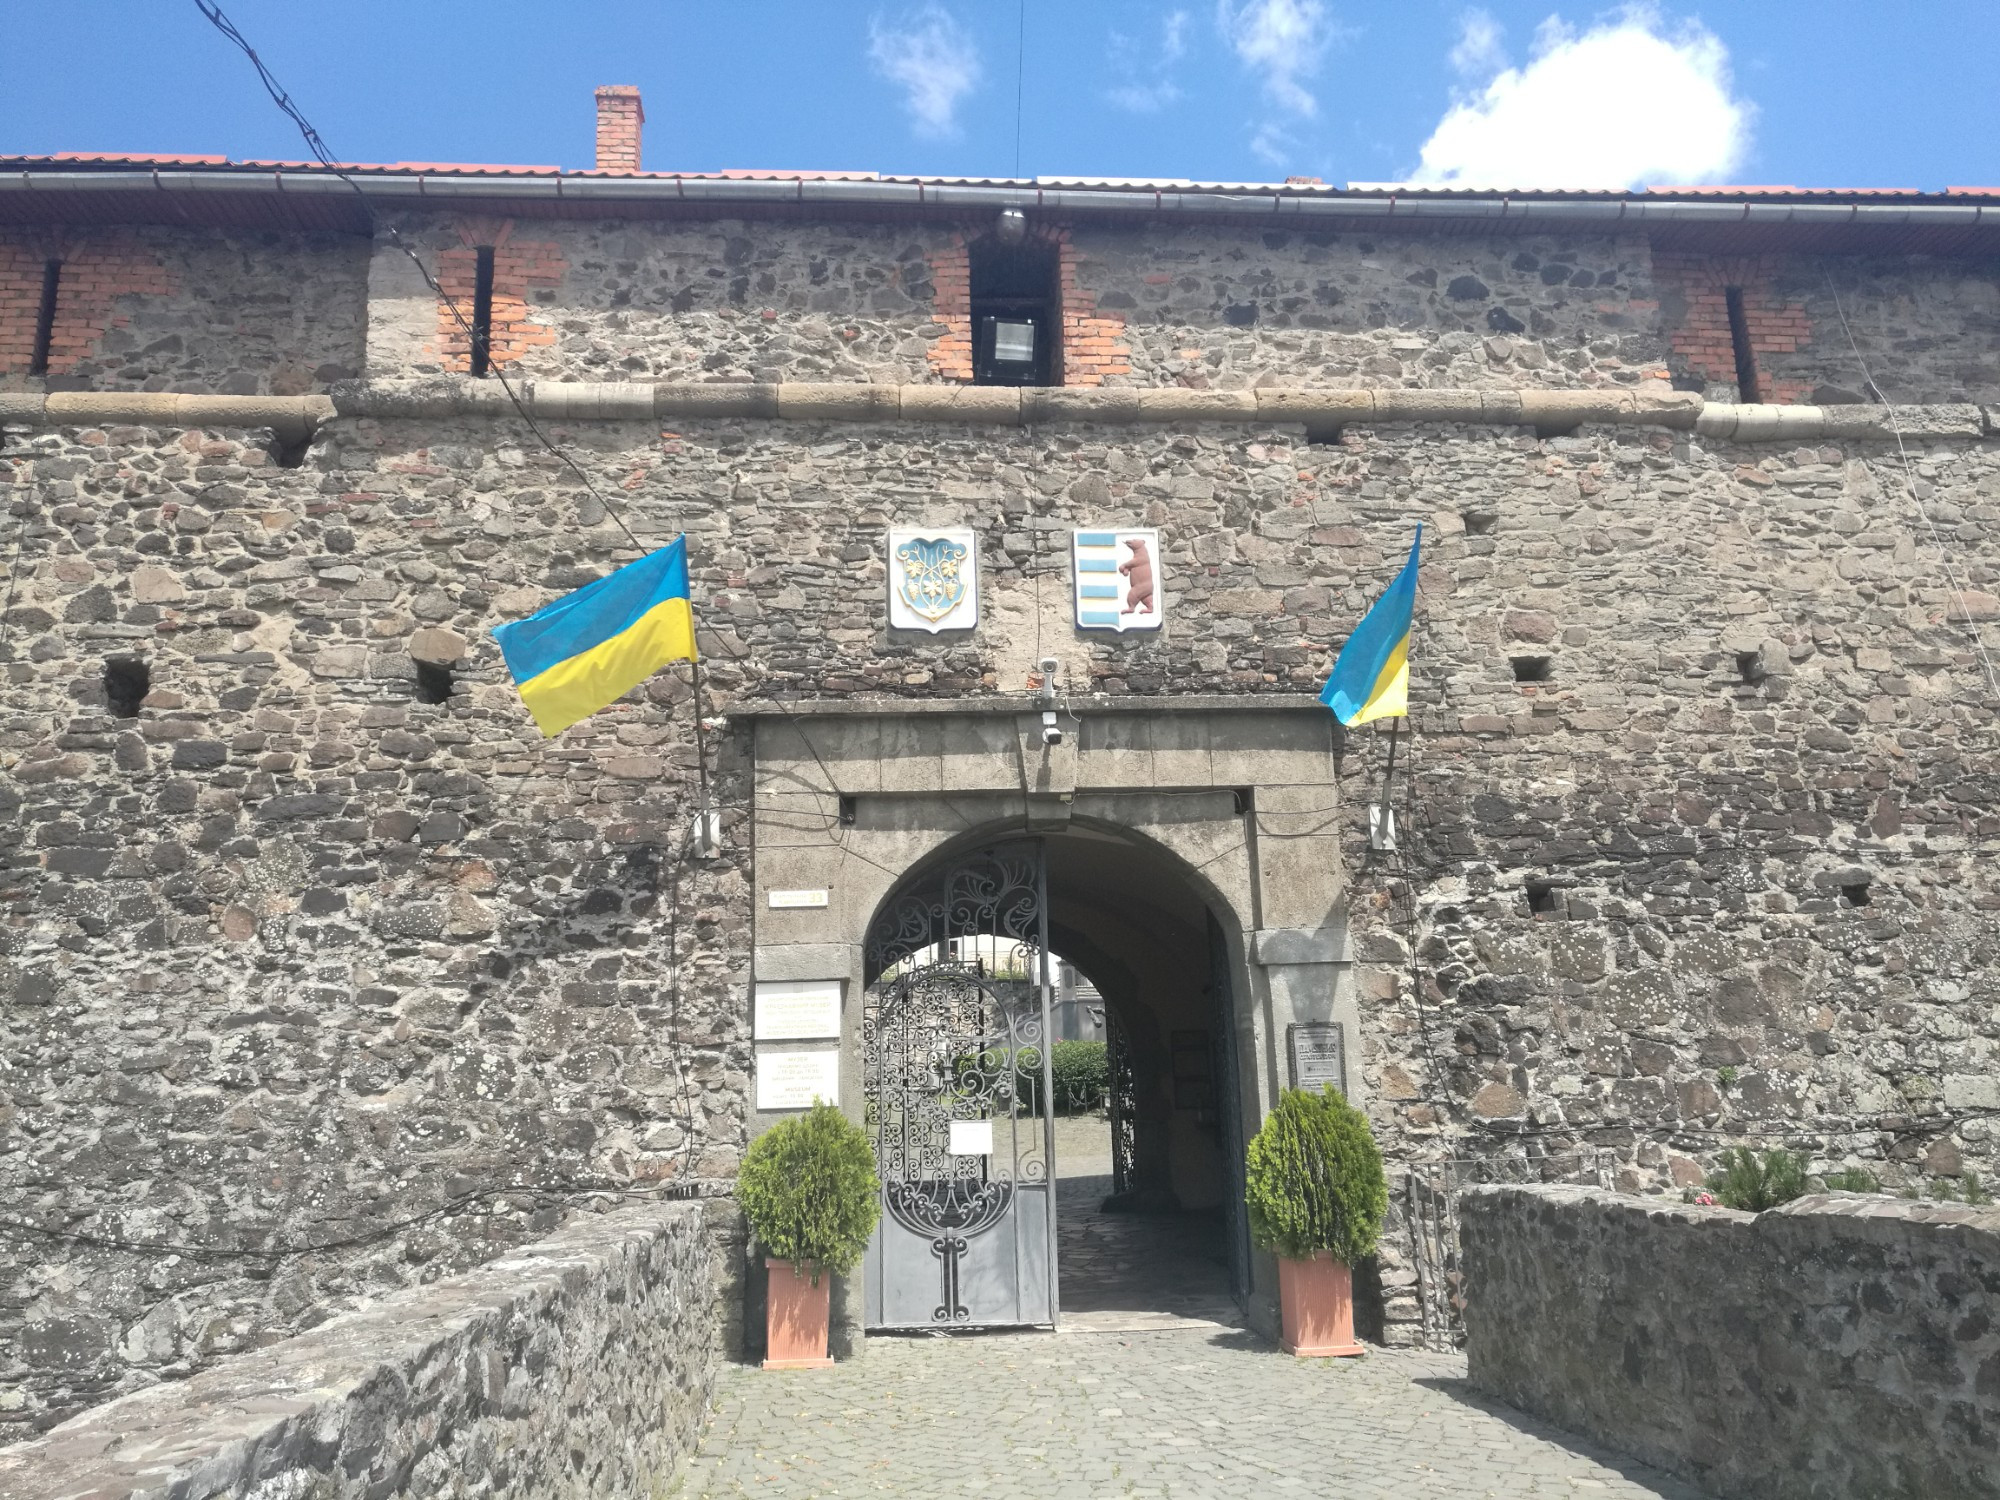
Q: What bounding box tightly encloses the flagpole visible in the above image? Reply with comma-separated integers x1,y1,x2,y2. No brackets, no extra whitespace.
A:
1373,718,1401,852
689,651,711,810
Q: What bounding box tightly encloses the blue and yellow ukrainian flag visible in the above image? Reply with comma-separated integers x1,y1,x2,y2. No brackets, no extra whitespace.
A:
1320,526,1422,726
492,537,697,737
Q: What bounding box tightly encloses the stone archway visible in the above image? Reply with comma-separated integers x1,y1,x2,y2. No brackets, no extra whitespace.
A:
737,698,1356,1354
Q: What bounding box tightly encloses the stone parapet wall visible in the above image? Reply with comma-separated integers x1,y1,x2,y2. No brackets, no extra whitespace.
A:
0,1200,718,1499
1460,1185,2000,1500
0,227,368,394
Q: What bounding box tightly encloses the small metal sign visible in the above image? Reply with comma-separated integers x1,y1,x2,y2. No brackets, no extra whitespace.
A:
767,888,829,909
755,1047,840,1110
1287,1022,1347,1096
1072,527,1162,632
888,527,979,633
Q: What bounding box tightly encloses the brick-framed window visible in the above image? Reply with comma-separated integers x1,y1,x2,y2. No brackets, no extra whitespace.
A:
926,224,1129,387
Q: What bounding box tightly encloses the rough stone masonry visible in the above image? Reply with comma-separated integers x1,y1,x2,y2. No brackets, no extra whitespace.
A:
1,153,1998,1436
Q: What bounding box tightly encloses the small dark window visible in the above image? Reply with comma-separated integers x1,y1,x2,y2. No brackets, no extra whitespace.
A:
1304,421,1344,446
1526,880,1559,916
969,236,1058,387
838,794,858,827
1841,881,1871,908
104,657,149,717
1463,510,1498,537
1511,655,1552,683
469,246,496,377
1724,286,1760,403
413,660,454,704
1736,650,1766,683
30,260,61,377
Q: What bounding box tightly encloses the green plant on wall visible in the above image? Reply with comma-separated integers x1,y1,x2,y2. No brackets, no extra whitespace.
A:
1707,1147,1808,1211
1820,1165,1881,1194
1244,1086,1388,1264
737,1102,881,1277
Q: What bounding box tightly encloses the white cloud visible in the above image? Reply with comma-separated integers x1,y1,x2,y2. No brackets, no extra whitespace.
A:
1412,6,1752,190
1107,10,1191,113
1217,0,1335,118
869,6,982,139
1448,9,1504,79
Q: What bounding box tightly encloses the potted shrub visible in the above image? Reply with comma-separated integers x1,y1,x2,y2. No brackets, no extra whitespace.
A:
737,1101,880,1370
1244,1085,1388,1358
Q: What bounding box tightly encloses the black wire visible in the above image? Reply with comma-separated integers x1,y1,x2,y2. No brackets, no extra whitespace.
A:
190,1,651,557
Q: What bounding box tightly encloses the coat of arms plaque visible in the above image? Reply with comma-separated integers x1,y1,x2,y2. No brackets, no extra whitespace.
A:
888,527,979,633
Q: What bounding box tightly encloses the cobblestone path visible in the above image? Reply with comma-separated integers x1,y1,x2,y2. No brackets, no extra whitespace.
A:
674,1330,1711,1499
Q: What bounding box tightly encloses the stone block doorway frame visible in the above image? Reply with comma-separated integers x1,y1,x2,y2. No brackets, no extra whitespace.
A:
738,696,1359,1356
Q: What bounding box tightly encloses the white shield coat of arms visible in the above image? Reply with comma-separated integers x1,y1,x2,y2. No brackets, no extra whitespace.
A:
1073,527,1163,632
888,528,979,633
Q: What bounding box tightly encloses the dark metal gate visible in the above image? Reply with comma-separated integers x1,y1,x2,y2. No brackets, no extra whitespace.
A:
861,841,1059,1329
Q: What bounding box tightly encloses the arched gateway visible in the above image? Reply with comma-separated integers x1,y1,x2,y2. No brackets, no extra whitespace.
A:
741,698,1356,1351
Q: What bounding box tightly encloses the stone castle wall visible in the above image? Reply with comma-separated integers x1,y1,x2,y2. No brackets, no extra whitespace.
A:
1461,1185,2000,1500
6,214,1996,407
0,226,369,394
3,390,1995,1421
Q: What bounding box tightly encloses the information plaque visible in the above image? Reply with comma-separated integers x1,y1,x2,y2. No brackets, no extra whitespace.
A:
1286,1022,1347,1096
755,1048,840,1110
753,980,842,1041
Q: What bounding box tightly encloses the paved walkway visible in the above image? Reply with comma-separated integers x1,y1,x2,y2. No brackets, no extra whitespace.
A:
677,1113,1706,1497
674,1330,1711,1498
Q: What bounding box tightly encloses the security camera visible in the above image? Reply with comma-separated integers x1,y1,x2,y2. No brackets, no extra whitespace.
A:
1040,709,1063,747
1037,655,1060,676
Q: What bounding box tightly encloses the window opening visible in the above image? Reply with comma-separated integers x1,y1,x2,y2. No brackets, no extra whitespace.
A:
30,260,61,376
1511,655,1552,683
1463,510,1498,537
1840,880,1871,908
1736,650,1766,684
413,660,454,704
1526,880,1559,916
104,657,150,718
469,246,496,377
969,235,1058,387
1724,286,1760,403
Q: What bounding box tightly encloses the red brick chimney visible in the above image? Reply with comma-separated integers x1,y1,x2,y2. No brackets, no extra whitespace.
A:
594,86,644,172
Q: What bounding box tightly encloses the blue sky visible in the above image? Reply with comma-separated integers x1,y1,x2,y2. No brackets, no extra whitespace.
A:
4,2,1996,190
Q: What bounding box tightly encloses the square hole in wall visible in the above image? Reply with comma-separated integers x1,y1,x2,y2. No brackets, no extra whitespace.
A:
104,656,150,718
1526,880,1560,916
1511,655,1552,684
1736,651,1766,684
413,661,454,704
1463,510,1498,537
1841,881,1871,907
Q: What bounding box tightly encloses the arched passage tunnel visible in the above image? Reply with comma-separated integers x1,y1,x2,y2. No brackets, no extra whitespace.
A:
859,820,1254,1329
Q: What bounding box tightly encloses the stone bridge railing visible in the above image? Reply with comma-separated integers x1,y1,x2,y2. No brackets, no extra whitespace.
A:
0,1201,718,1500
1461,1185,2000,1500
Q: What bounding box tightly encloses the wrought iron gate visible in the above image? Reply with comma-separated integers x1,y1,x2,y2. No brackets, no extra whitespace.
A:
861,841,1059,1329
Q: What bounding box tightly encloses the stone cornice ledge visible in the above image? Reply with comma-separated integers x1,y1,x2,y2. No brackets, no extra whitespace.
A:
2,382,1994,443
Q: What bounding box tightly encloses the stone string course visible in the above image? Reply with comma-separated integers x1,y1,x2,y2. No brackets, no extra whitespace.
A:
2,404,1995,1423
1461,1185,2000,1500
3,381,1997,444
0,1200,718,1499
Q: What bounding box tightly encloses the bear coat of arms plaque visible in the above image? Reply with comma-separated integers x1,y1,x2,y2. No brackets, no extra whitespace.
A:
887,527,979,633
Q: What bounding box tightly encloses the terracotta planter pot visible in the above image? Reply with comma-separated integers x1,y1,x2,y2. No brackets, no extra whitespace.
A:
1276,1250,1365,1358
763,1258,835,1370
